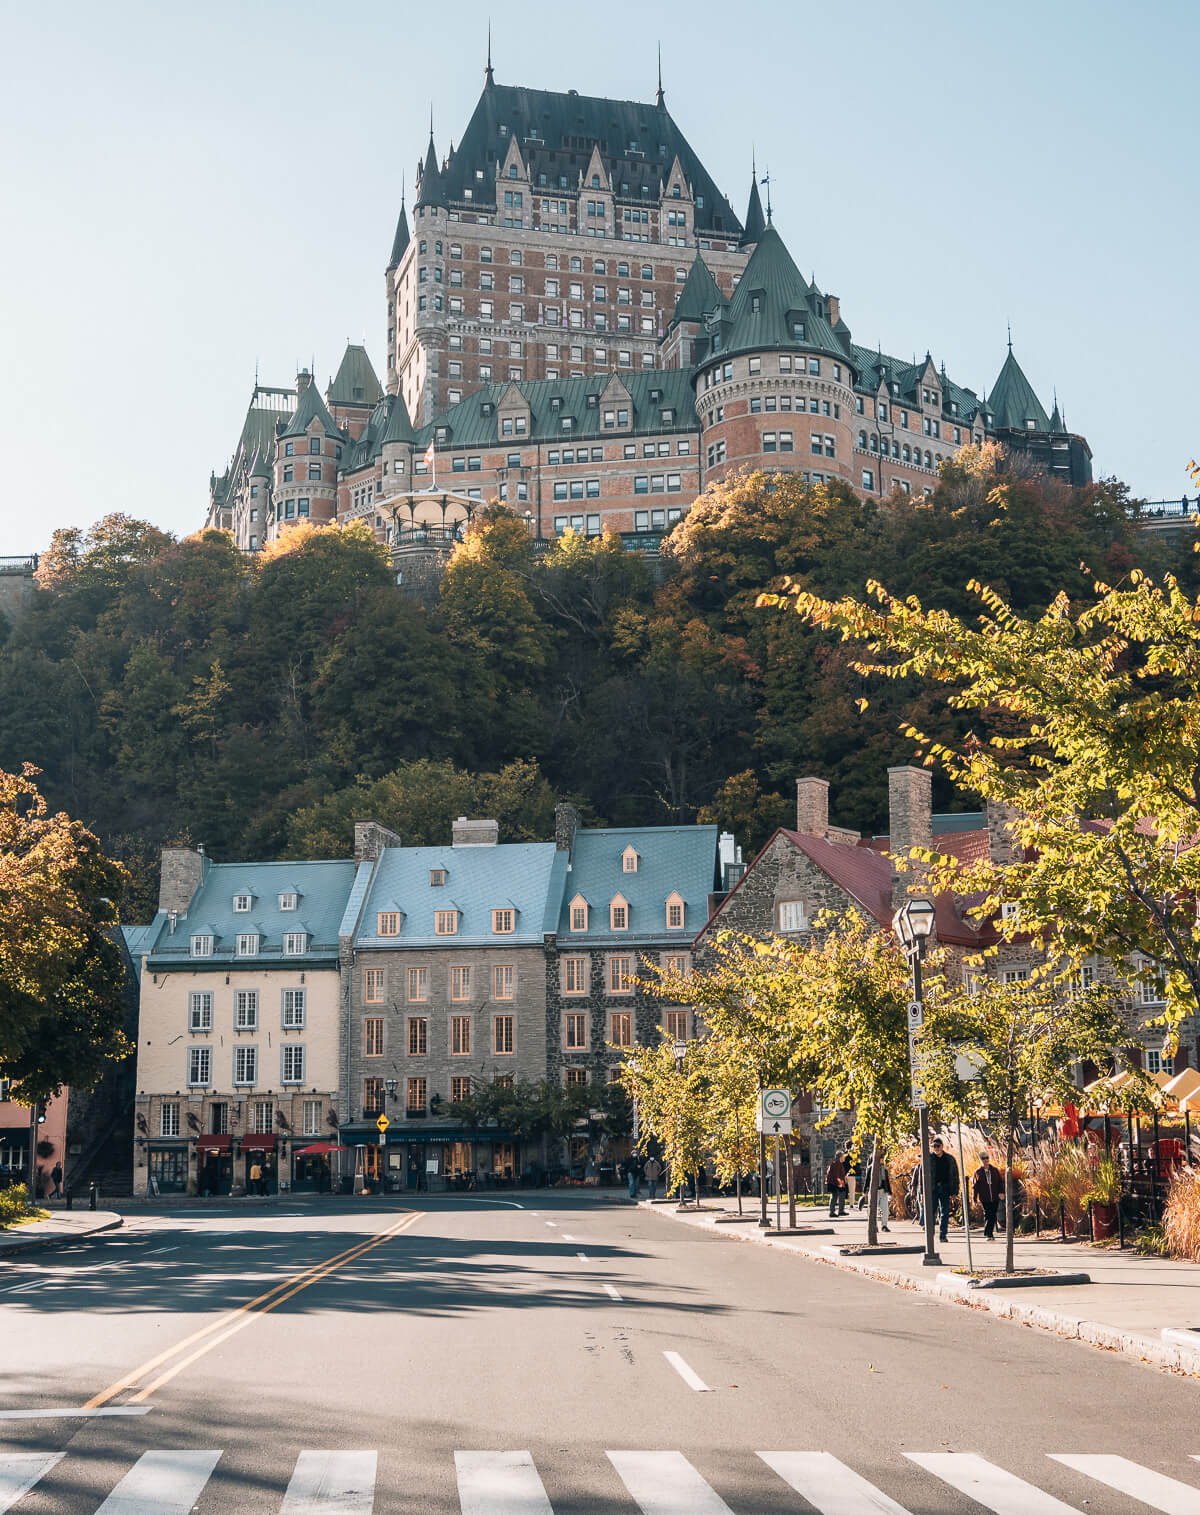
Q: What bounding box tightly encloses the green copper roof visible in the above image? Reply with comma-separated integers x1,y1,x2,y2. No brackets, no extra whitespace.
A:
740,175,766,247
988,346,1050,432
328,345,383,408
668,252,723,329
343,392,418,473
281,378,342,441
1049,396,1065,433
381,390,416,445
388,202,410,269
415,137,442,207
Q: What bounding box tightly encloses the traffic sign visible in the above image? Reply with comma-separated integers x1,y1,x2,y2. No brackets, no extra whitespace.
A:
761,1088,791,1119
376,1113,390,1133
757,1114,793,1135
907,998,924,1032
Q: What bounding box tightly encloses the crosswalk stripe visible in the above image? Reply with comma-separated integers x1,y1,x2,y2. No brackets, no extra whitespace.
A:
93,1450,222,1515
280,1451,377,1513
0,1454,63,1514
761,1451,912,1513
608,1451,734,1515
455,1451,554,1515
1051,1454,1200,1513
908,1453,1082,1513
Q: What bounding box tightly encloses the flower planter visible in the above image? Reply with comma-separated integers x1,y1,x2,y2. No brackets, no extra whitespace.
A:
1091,1202,1118,1240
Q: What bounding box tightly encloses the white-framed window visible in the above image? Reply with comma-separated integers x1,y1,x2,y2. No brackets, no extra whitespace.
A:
281,1044,306,1084
188,1046,211,1086
492,908,515,934
963,967,983,997
1145,1047,1164,1075
777,900,808,932
435,910,458,936
252,1099,273,1133
622,846,639,872
160,1101,180,1137
1001,967,1030,985
283,931,307,955
1000,901,1021,924
302,1098,322,1136
278,892,297,911
233,893,252,913
188,991,212,1032
190,934,213,958
235,990,259,1030
282,988,306,1028
610,895,629,931
234,1045,258,1085
665,892,685,930
1134,955,1166,1005
236,933,259,957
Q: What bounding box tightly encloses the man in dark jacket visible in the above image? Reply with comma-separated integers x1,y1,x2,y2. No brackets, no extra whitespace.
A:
971,1151,1004,1240
930,1138,959,1243
826,1152,848,1217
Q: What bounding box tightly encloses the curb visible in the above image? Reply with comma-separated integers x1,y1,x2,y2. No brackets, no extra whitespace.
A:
639,1201,1200,1379
0,1215,124,1259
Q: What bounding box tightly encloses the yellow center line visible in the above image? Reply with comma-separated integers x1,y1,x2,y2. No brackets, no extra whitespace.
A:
84,1211,419,1410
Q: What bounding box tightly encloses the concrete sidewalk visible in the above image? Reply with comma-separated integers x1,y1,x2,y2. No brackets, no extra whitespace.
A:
0,1209,123,1258
643,1197,1200,1378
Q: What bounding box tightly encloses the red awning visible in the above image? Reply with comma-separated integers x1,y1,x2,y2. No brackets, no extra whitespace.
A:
196,1135,232,1151
240,1134,277,1150
293,1142,348,1156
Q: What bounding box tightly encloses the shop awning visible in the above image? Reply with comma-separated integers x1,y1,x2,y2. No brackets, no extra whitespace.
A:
240,1134,278,1150
196,1135,232,1151
343,1128,517,1144
293,1142,348,1156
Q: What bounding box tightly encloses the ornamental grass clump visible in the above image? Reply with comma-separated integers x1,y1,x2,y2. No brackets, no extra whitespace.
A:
1162,1165,1200,1262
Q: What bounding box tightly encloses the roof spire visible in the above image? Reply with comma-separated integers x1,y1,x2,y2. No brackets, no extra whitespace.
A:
1007,321,1012,353
656,42,664,107
762,167,772,223
485,20,494,85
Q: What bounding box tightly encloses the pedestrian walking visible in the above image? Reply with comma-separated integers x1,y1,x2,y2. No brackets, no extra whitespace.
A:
826,1151,849,1217
643,1156,662,1200
626,1156,641,1202
50,1162,63,1200
930,1138,959,1243
972,1152,1004,1240
870,1154,892,1231
249,1160,263,1198
846,1156,858,1209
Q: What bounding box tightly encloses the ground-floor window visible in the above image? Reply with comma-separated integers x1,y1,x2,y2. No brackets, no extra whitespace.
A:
148,1146,188,1194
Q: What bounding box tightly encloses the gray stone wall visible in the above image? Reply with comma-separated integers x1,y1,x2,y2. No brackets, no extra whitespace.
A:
546,944,684,1088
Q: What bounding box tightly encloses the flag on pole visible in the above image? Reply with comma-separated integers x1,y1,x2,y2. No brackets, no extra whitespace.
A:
423,440,436,469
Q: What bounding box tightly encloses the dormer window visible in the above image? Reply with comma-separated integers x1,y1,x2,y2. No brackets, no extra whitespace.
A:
492,908,515,934
233,894,252,913
777,900,808,933
430,869,447,887
283,931,307,956
792,322,805,340
665,892,685,930
610,894,629,931
751,295,761,314
190,934,214,959
378,912,401,937
434,909,459,936
236,933,259,957
622,846,639,873
278,892,297,911
569,895,589,932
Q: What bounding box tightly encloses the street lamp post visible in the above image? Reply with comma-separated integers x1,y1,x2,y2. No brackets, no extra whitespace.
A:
893,896,941,1267
672,1039,695,1206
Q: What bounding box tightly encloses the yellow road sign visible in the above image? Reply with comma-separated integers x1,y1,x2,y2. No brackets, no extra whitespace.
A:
376,1114,389,1132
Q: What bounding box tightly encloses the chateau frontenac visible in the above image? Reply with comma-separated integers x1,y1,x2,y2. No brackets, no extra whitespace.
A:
207,62,1092,554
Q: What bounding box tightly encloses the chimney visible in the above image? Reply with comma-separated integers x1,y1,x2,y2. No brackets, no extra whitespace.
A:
158,846,205,916
827,293,840,326
986,798,1020,867
452,817,500,847
354,819,403,864
555,802,580,855
887,765,932,908
296,369,311,394
795,777,829,839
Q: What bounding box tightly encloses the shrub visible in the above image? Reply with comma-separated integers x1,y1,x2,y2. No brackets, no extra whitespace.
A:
0,1184,35,1227
1135,1223,1171,1257
1162,1165,1200,1262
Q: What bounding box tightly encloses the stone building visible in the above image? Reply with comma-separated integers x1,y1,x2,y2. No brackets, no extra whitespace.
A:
207,62,1091,555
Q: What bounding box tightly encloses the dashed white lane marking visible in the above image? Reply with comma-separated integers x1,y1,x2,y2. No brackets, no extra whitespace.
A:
576,1252,589,1262
910,1453,1081,1513
280,1450,377,1513
609,1450,734,1514
0,1453,64,1513
544,1221,557,1228
455,1450,554,1515
603,1283,623,1301
1052,1454,1200,1513
93,1450,223,1515
663,1350,710,1392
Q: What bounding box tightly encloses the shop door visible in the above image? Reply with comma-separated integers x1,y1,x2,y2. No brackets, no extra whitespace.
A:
363,1147,382,1190
444,1141,473,1185
201,1153,232,1196
491,1142,516,1184
569,1136,589,1178
149,1147,188,1195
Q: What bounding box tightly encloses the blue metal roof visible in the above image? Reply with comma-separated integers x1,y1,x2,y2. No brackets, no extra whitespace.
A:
145,860,358,965
356,844,567,948
557,826,719,946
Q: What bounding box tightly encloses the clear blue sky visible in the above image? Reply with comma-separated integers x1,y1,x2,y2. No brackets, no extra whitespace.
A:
1,0,1194,555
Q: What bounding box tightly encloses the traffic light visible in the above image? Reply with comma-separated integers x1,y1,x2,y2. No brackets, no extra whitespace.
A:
35,1101,47,1124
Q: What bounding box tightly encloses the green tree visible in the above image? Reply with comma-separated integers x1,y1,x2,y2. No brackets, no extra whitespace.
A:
620,1040,709,1203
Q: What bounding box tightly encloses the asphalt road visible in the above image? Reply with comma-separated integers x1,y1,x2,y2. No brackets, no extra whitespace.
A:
0,1192,1198,1513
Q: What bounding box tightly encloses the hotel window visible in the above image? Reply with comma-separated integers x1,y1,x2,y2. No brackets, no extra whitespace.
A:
492,908,515,934
364,1078,384,1116
282,988,305,1028
778,900,808,932
281,1044,305,1084
451,1075,471,1103
430,868,446,887
235,991,258,1030
408,1017,427,1056
408,967,429,1002
665,893,685,930
160,1102,180,1137
278,892,297,911
236,933,259,957
364,1017,384,1056
233,893,252,913
608,956,632,994
663,953,688,978
563,956,588,995
450,965,471,1002
451,1016,471,1056
610,1011,633,1048
302,1099,322,1136
364,968,384,1004
665,1009,687,1041
610,896,628,930
763,432,777,453
435,909,458,936
570,897,588,931
566,1067,588,1089
493,1015,515,1054
378,912,400,936
188,992,212,1032
283,931,306,956
188,1046,211,1086
565,1012,587,1049
190,934,213,958
492,965,515,1000
251,1099,273,1134
406,1077,426,1113
234,1045,258,1086
862,469,874,490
